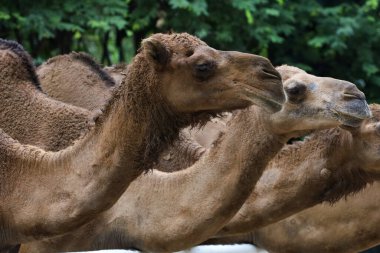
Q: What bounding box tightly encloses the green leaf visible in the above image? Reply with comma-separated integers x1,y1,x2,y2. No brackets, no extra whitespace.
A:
308,36,330,48
363,63,379,77
232,0,255,11
269,34,283,43
245,9,254,25
364,0,379,10
191,0,208,15
0,11,10,20
264,8,280,17
169,0,189,9
336,26,354,36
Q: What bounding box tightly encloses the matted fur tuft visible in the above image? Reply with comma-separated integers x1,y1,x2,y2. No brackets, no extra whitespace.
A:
322,103,380,202
323,167,373,203
271,127,375,204
0,38,42,90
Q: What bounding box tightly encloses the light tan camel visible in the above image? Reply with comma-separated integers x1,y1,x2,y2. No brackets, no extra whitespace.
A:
250,182,380,253
19,66,371,253
0,32,283,249
216,103,380,236
37,53,119,111
202,104,380,250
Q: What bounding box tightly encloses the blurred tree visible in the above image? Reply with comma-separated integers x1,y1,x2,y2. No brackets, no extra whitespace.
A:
0,0,379,101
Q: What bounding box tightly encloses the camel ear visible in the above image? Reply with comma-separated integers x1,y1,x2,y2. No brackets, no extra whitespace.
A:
276,65,306,82
141,38,171,68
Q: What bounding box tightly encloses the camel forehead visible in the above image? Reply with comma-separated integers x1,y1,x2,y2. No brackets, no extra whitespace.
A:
150,33,207,52
287,73,349,88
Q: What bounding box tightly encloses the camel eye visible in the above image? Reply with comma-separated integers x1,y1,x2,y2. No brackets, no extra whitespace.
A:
195,62,212,72
194,61,216,80
285,82,307,103
185,50,194,57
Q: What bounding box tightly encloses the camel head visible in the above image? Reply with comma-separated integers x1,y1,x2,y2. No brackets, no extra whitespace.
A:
136,33,284,116
350,104,380,175
270,65,371,135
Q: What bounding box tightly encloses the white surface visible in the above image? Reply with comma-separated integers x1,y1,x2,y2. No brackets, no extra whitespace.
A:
177,244,267,253
68,245,268,253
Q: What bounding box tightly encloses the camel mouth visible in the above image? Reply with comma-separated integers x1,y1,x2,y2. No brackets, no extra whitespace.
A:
256,94,283,112
243,85,284,113
330,99,372,127
332,109,369,127
245,92,283,113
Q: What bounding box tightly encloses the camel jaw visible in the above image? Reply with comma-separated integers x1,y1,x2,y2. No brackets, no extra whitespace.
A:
244,89,283,113
252,94,283,113
333,109,371,127
330,99,372,127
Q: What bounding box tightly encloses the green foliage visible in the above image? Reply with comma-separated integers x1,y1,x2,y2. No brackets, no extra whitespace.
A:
0,0,380,101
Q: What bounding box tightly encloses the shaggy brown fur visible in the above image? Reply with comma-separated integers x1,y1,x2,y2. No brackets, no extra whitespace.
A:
18,106,289,252
18,67,372,253
0,39,41,90
201,109,380,251
70,52,116,87
1,32,285,248
104,63,128,86
193,107,380,250
37,52,115,111
0,40,92,151
214,104,380,237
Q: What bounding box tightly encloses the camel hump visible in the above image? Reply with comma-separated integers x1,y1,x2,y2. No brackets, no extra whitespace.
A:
68,52,116,87
41,52,116,88
0,38,42,90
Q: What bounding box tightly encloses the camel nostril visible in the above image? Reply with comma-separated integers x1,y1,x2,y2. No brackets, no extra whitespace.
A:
262,67,282,80
343,91,365,100
342,83,366,100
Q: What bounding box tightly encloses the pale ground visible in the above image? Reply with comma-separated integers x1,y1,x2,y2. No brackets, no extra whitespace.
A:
68,244,268,253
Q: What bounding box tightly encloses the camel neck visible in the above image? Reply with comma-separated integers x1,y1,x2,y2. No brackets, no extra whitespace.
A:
103,106,286,252
216,128,366,235
89,62,187,171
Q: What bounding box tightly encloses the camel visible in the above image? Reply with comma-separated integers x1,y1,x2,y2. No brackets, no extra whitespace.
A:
201,104,380,250
215,103,380,236
18,66,372,253
249,182,380,253
103,63,127,87
0,32,284,249
37,53,121,111
37,53,228,149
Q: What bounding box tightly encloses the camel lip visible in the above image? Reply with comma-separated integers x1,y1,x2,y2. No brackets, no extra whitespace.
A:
243,84,284,113
332,109,368,127
248,93,283,113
